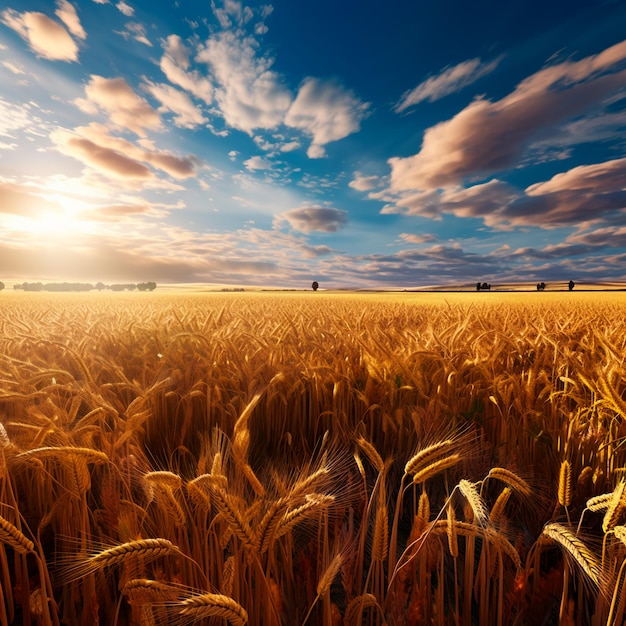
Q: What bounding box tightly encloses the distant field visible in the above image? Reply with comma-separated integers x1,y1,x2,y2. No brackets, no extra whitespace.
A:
0,292,625,625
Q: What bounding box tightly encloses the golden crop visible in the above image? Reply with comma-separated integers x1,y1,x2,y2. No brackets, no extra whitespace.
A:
0,290,625,625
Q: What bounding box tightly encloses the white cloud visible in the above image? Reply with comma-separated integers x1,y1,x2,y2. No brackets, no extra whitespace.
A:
74,75,161,136
196,30,292,133
50,123,200,183
55,0,86,41
399,233,436,244
285,77,370,156
395,57,500,112
349,173,381,192
279,140,300,152
116,1,134,17
275,206,348,233
1,8,79,62
243,155,271,171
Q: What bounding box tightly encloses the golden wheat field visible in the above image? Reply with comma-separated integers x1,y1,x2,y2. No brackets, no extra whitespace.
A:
1,290,626,626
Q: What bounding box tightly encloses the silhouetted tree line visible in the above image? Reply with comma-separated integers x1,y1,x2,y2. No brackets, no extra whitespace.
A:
476,282,491,291
11,281,157,292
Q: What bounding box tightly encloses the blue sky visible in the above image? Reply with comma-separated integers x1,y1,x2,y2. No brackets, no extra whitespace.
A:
0,0,625,288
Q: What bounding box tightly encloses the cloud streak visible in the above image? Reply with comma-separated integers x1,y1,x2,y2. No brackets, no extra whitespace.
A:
395,56,500,112
387,39,626,191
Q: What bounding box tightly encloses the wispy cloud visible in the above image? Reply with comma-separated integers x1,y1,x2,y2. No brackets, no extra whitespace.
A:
142,80,207,128
159,35,213,105
55,0,86,41
395,56,500,112
116,21,152,46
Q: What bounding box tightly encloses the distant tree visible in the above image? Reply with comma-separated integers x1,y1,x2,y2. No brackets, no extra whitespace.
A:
481,282,491,291
0,281,4,291
476,282,481,291
537,282,546,291
95,282,105,291
569,280,575,291
312,281,319,291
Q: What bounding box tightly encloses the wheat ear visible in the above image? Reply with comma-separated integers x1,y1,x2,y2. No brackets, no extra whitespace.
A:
540,523,600,588
486,467,531,497
458,479,488,524
60,538,181,582
410,454,460,484
344,593,380,625
16,446,109,464
356,437,384,473
178,593,247,625
446,503,459,558
558,461,573,507
121,578,180,604
0,516,34,553
317,553,343,596
489,487,512,524
586,492,614,512
404,439,455,476
603,480,626,533
276,494,335,538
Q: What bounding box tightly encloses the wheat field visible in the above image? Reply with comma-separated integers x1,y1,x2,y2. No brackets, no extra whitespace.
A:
0,290,625,625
